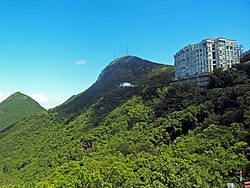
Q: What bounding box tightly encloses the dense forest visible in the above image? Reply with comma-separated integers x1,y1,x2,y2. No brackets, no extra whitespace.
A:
0,57,249,187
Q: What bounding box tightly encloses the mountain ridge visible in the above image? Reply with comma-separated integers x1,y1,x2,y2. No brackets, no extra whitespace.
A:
54,56,173,117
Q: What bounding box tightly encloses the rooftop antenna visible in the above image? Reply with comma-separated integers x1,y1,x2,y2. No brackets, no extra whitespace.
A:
239,45,244,54
126,44,129,56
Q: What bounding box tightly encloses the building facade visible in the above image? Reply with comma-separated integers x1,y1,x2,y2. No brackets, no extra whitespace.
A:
174,37,240,79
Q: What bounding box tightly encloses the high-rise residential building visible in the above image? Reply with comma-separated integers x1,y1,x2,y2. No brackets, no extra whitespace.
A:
174,37,240,79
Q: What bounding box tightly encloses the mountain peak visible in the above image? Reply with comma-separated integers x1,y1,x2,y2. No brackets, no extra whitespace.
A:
97,56,161,82
0,92,45,131
109,56,159,67
55,56,167,116
110,56,142,65
10,91,26,97
13,91,22,94
4,92,33,103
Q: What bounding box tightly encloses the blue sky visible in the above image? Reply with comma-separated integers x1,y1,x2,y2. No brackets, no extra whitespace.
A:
0,0,249,108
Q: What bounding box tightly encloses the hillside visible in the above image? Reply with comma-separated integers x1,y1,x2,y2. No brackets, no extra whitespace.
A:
54,56,172,118
0,59,249,187
0,92,45,131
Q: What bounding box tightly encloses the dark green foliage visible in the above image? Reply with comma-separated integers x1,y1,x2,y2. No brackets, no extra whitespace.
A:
233,63,250,79
208,68,238,88
0,92,45,131
0,60,250,187
207,64,250,89
150,82,204,116
89,86,141,126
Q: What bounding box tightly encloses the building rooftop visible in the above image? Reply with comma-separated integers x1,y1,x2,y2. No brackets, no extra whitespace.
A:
202,37,236,42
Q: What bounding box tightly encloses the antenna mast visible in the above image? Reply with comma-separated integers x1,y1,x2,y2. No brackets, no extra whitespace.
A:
126,44,129,56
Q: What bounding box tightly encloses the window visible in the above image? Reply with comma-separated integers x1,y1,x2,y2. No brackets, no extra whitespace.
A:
219,41,225,45
212,52,216,59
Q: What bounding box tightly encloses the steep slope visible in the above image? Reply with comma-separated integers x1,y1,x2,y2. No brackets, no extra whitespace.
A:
0,92,45,131
54,56,172,117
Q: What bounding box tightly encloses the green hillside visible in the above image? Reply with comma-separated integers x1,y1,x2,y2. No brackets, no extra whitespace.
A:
0,58,249,187
54,56,172,118
0,92,45,131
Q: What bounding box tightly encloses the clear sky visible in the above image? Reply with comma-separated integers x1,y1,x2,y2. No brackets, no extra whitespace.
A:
0,0,249,108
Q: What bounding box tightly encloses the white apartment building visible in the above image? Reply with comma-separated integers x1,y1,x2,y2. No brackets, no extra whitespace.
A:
174,37,240,79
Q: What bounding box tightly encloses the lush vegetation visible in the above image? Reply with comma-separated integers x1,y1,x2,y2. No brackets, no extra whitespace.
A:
0,58,249,187
0,92,45,131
